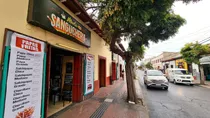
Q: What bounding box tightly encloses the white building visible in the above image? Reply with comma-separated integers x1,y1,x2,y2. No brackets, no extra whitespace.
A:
151,52,177,70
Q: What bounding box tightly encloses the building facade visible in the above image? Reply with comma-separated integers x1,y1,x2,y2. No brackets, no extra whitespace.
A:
151,52,177,70
162,53,194,74
112,53,125,81
0,0,113,117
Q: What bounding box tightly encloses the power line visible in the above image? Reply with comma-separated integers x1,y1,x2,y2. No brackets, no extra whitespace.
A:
198,36,210,43
199,37,210,44
176,26,210,39
166,27,210,43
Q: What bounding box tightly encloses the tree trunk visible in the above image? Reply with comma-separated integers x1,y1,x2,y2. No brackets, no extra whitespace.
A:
125,52,138,103
199,65,205,85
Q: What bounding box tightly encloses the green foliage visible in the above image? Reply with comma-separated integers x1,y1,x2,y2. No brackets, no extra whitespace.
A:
79,0,200,61
180,42,210,64
138,66,143,70
145,62,153,69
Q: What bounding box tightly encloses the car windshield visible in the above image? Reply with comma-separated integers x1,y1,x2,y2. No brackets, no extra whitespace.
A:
147,70,163,76
174,70,188,75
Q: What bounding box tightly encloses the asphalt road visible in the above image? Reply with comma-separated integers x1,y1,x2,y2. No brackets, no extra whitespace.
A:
136,70,210,118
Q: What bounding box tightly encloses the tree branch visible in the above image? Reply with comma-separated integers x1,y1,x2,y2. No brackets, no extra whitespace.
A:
110,33,125,58
85,6,98,11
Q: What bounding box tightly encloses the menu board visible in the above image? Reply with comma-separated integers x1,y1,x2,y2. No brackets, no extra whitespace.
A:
4,33,45,118
84,54,94,95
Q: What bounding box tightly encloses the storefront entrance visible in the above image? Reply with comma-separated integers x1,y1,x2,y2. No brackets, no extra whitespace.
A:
112,62,117,81
46,46,83,117
99,57,106,87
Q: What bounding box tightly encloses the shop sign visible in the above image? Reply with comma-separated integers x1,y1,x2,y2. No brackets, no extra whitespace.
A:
84,54,94,95
3,33,45,118
28,0,91,47
175,59,188,70
199,56,210,65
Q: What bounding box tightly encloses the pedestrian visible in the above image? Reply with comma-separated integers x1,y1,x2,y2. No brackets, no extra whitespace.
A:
122,69,124,80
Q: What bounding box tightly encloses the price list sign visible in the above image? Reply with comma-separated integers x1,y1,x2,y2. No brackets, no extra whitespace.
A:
4,33,45,118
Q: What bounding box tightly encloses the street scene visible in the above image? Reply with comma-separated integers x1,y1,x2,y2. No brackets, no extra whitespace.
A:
1,0,210,118
137,70,210,118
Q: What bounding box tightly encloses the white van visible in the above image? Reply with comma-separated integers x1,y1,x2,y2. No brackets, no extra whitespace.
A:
165,68,194,85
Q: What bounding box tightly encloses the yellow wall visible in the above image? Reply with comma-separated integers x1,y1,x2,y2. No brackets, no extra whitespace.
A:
0,0,112,80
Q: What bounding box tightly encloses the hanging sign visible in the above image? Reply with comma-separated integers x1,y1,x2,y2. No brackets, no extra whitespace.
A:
4,33,45,118
84,54,94,95
28,0,91,47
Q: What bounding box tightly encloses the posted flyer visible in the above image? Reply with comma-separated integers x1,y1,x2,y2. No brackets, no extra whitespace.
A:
84,54,94,95
4,33,45,118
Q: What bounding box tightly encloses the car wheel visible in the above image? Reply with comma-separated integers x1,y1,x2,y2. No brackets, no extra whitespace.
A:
190,84,194,86
165,87,168,90
146,85,150,89
173,79,176,84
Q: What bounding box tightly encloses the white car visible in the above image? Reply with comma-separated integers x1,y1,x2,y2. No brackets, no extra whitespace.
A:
166,68,194,86
144,70,169,90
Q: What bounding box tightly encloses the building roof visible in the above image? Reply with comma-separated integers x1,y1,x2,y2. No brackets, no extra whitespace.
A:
162,52,182,62
61,0,102,37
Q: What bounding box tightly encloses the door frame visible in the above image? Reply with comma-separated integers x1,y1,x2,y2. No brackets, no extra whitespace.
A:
98,56,106,87
45,44,51,118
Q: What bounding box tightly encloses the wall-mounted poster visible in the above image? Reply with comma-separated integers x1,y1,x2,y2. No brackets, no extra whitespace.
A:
84,54,94,95
3,33,45,118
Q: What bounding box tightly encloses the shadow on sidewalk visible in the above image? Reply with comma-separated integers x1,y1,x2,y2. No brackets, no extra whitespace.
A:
51,80,148,118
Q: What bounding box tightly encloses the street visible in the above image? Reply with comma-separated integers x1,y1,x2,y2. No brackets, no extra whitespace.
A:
136,70,210,118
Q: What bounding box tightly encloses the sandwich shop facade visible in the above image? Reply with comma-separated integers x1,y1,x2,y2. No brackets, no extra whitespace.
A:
0,0,112,117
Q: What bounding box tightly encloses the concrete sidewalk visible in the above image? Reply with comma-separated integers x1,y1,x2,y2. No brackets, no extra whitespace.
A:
194,80,210,89
51,79,149,118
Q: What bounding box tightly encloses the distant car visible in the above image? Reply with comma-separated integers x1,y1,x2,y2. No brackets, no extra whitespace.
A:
166,68,194,86
144,70,169,90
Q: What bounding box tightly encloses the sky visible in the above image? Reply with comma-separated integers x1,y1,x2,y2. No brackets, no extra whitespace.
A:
121,0,210,59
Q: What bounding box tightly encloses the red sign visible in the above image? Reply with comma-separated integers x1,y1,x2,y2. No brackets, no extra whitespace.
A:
16,37,42,52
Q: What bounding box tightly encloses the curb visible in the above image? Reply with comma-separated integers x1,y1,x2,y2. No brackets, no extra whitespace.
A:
134,79,149,118
194,83,210,87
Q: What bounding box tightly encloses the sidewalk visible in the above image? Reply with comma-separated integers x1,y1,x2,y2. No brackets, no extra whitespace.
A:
194,80,210,89
50,79,149,118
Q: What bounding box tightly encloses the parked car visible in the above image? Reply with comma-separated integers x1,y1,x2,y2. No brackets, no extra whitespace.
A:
144,70,169,90
166,68,194,86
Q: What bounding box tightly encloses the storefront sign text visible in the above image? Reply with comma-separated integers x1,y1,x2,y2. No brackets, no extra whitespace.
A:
28,0,91,47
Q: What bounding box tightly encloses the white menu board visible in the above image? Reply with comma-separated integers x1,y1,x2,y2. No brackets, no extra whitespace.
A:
4,33,45,118
84,54,94,95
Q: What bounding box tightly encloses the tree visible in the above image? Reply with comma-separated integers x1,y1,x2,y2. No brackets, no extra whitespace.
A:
79,0,200,103
180,42,210,84
145,62,153,69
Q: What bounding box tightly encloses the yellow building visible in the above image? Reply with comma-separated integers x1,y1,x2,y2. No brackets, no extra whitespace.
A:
0,0,112,117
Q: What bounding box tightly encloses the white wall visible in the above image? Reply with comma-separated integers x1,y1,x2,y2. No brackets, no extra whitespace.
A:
169,61,176,68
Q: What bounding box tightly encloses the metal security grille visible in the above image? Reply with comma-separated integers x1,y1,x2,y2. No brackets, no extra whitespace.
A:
89,102,110,118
